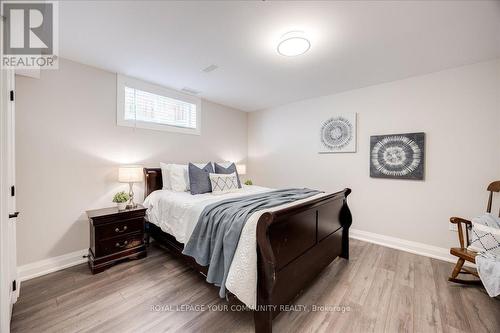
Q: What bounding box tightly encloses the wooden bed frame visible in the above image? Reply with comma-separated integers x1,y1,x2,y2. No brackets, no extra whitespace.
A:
143,168,352,333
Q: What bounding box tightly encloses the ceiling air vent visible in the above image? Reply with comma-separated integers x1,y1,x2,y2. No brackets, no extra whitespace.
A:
181,87,201,95
202,64,218,73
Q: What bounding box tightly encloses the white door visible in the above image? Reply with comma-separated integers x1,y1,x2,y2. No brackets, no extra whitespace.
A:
6,70,18,306
0,67,17,332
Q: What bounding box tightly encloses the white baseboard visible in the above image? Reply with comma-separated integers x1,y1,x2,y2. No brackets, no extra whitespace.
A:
17,249,88,282
349,228,467,265
16,230,463,283
17,239,157,282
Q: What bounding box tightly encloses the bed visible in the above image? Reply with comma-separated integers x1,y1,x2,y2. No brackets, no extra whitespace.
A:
143,167,352,333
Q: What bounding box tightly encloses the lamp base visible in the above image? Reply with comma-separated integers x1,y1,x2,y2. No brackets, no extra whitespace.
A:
127,182,136,209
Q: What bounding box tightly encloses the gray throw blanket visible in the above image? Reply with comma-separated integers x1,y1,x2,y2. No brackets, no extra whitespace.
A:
182,188,321,298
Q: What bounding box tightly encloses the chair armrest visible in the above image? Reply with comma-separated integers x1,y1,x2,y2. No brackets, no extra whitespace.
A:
450,217,472,249
450,217,472,226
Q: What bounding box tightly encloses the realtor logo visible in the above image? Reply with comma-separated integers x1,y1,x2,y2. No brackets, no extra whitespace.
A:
1,1,58,69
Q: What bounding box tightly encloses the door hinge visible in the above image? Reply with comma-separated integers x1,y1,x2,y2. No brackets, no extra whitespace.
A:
11,185,15,197
12,280,16,292
10,90,14,101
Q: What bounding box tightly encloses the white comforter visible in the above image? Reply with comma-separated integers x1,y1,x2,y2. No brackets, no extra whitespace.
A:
143,185,327,308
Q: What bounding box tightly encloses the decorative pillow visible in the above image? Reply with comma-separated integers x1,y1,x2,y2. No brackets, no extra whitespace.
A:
214,162,241,188
188,163,214,195
169,164,189,192
209,172,240,195
167,163,212,192
468,213,500,257
160,162,172,190
216,161,233,168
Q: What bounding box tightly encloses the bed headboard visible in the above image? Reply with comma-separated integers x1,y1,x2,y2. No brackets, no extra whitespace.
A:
144,168,162,198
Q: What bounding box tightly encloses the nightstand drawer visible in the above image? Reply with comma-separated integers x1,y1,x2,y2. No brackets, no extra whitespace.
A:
97,232,144,257
95,217,144,240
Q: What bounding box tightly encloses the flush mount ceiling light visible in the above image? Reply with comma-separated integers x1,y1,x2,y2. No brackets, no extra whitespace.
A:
277,31,311,57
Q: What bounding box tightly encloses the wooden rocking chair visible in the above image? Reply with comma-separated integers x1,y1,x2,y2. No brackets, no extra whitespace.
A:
448,180,500,284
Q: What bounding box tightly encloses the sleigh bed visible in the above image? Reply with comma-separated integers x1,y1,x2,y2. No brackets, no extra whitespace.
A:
143,167,352,333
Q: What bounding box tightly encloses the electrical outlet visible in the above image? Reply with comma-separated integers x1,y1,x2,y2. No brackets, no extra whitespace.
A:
449,222,458,231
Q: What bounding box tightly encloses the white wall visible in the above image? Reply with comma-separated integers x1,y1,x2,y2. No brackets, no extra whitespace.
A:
15,57,500,267
15,59,248,266
248,59,500,250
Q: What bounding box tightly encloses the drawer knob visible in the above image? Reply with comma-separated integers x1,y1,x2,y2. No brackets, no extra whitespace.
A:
115,226,128,233
115,240,128,248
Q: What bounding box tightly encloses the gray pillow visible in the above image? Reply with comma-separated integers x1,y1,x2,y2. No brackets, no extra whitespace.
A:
188,163,214,195
214,162,242,188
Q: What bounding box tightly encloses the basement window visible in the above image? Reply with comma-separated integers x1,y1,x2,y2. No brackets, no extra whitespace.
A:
117,75,201,135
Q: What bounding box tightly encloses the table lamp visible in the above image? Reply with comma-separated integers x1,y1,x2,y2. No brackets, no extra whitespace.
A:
118,166,143,208
236,164,247,175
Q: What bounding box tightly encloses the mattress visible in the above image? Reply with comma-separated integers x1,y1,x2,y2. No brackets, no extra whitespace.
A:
143,185,328,308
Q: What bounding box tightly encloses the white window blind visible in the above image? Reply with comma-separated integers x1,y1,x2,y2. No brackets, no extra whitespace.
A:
124,86,197,129
117,74,201,135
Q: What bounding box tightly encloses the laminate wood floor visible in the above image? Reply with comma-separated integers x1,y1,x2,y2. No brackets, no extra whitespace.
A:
11,239,500,333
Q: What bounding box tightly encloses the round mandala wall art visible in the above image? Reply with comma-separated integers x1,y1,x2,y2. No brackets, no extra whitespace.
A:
370,132,425,180
319,114,357,153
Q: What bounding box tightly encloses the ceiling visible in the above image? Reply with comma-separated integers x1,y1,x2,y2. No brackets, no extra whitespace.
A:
59,1,500,111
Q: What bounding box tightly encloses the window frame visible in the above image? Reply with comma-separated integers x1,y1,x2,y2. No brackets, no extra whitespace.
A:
116,74,201,135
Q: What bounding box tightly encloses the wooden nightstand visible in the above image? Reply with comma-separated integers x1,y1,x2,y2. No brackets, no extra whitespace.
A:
87,204,147,274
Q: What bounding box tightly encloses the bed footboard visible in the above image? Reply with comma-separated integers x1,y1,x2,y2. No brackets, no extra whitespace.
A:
254,188,352,333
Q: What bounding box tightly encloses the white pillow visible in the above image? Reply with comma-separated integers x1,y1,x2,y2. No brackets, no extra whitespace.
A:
166,163,211,192
168,164,189,192
160,162,172,190
209,172,240,195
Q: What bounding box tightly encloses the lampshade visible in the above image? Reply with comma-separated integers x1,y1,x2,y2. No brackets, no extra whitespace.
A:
236,164,247,175
118,166,143,183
